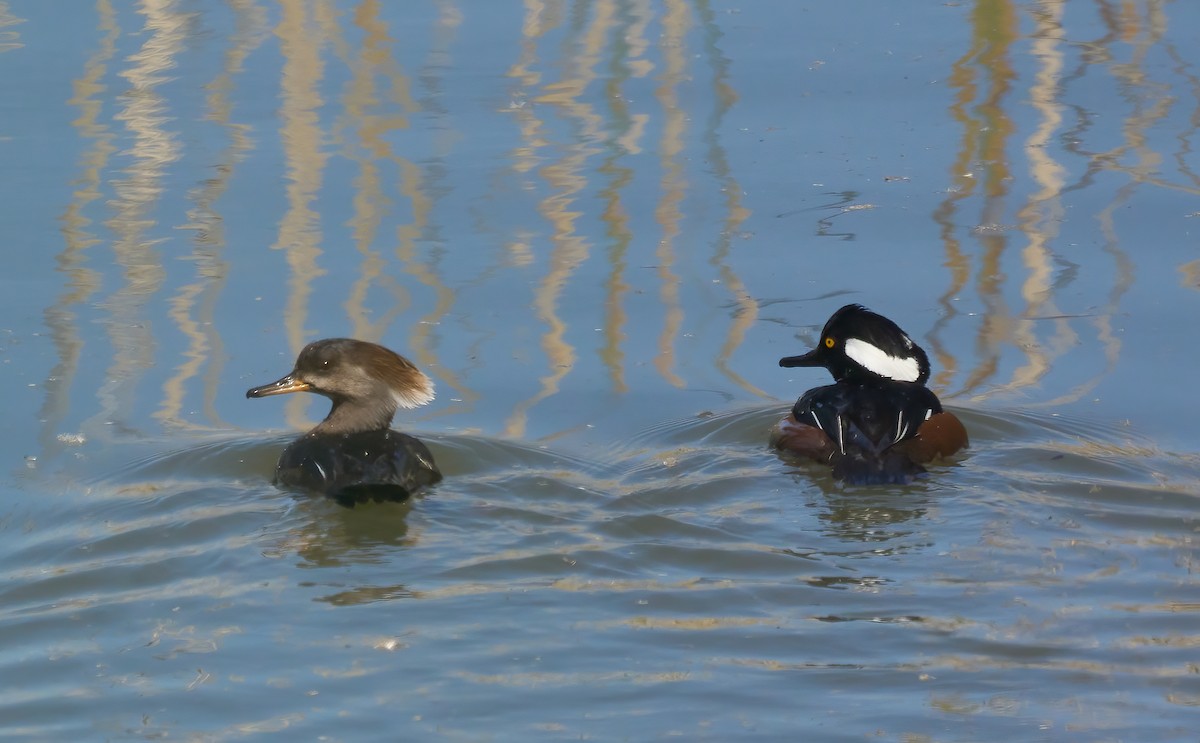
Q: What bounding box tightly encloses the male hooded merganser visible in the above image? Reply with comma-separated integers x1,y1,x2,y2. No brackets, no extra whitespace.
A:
772,304,968,485
246,338,442,506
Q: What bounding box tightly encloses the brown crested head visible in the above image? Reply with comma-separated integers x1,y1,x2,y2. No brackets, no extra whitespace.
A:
247,338,434,433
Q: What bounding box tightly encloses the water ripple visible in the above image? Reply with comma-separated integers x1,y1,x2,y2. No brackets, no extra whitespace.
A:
2,404,1198,738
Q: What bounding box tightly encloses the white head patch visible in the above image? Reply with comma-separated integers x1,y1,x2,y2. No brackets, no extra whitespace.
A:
844,338,920,381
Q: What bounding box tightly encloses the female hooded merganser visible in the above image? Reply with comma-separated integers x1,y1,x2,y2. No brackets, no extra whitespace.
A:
246,338,442,506
772,304,968,485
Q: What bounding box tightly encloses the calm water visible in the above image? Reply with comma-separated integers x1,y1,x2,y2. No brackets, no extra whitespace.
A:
2,0,1199,739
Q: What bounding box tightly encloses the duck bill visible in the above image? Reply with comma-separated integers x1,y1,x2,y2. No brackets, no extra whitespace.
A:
246,373,312,399
778,349,823,368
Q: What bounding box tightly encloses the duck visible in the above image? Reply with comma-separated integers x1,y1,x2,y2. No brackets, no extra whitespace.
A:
771,304,968,484
246,338,442,506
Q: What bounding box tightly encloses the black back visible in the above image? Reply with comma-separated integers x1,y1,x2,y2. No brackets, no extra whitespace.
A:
275,429,442,507
793,381,943,485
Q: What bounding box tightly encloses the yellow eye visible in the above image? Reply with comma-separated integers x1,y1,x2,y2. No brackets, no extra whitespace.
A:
824,337,835,348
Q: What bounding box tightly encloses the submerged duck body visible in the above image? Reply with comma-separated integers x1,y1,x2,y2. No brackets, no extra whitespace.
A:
246,338,442,506
772,304,968,485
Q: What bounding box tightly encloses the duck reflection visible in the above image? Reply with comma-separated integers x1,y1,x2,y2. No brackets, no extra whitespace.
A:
268,494,421,607
814,491,931,549
277,498,417,568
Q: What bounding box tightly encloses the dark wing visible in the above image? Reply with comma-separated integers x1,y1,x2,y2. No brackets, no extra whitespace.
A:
793,383,943,485
276,430,442,506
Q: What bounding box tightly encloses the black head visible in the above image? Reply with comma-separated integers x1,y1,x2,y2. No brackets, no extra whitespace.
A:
247,338,434,433
778,304,930,384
